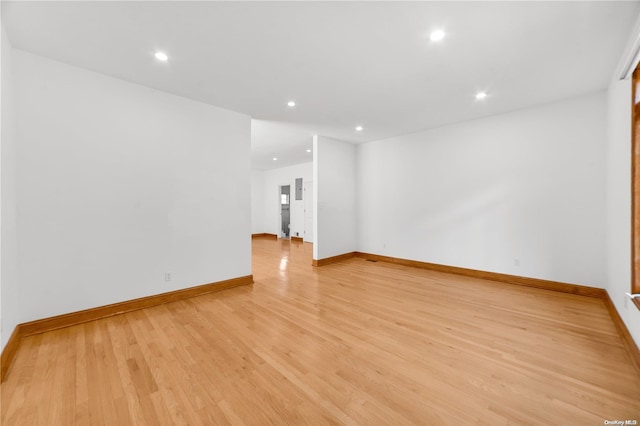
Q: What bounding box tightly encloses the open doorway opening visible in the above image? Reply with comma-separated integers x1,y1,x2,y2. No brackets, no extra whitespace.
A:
280,185,290,239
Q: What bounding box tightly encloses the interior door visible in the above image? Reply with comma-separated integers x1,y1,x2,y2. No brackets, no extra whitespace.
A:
280,185,290,238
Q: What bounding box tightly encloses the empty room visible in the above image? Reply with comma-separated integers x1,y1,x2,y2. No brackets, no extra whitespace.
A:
1,1,639,424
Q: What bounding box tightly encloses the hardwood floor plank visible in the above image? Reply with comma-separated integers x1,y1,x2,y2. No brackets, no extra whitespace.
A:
1,238,639,424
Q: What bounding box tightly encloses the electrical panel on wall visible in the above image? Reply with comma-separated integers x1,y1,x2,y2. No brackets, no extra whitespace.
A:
295,178,303,200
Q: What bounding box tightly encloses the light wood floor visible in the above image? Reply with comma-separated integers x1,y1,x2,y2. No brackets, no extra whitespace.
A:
1,239,639,425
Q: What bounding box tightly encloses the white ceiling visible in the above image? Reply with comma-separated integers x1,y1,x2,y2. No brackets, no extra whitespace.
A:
251,120,315,170
3,1,639,170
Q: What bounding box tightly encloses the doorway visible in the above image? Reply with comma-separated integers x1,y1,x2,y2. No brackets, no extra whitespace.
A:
280,185,290,239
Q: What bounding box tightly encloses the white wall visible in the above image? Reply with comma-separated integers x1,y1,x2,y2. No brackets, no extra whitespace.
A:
606,78,640,347
314,135,357,260
3,49,251,346
259,162,312,239
358,92,607,288
0,19,5,350
251,170,265,234
1,26,18,349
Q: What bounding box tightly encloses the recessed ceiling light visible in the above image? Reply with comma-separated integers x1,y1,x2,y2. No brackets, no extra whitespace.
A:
430,30,445,42
355,126,363,132
154,51,168,62
272,157,278,161
475,92,488,100
306,149,311,153
287,101,296,107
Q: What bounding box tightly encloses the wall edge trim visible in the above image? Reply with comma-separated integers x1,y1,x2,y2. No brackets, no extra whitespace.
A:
312,252,357,267
354,252,604,297
602,291,640,375
352,251,639,373
0,274,253,382
0,326,23,384
251,233,278,240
